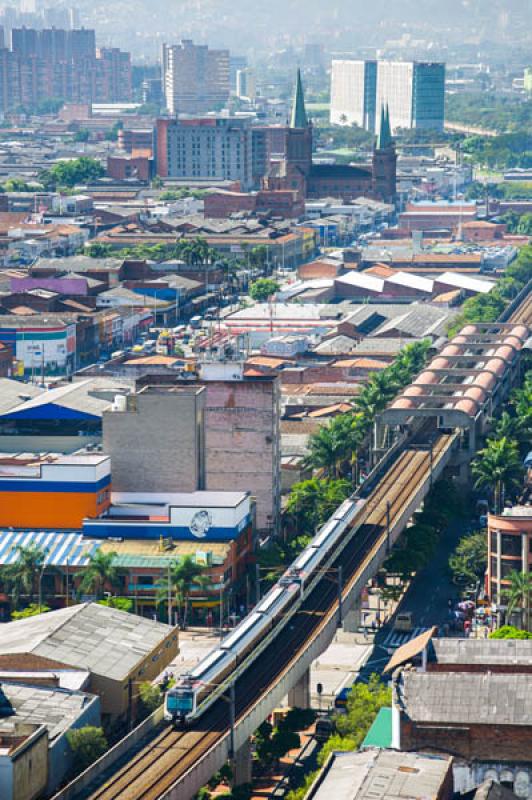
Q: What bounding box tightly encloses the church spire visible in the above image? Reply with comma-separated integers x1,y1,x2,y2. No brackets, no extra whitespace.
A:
377,103,392,149
290,68,308,129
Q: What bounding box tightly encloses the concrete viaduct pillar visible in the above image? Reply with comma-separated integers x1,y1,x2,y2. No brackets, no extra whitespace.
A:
232,738,253,787
287,667,311,709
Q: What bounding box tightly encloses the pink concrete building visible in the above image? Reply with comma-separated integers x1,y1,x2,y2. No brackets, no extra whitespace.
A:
488,506,532,609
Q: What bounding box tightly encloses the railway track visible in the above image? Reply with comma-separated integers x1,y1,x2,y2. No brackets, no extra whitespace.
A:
86,435,455,800
508,288,532,326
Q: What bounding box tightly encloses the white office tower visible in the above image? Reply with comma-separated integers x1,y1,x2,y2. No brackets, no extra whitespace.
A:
376,60,445,132
236,68,256,102
330,59,377,130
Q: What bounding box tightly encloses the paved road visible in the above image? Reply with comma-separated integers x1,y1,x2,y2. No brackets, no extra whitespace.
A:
358,520,468,681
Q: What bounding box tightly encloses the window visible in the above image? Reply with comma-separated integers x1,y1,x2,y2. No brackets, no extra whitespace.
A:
501,558,522,579
501,534,521,557
490,557,498,577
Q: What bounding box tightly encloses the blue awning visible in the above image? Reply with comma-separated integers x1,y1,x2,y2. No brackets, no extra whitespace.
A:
0,531,101,567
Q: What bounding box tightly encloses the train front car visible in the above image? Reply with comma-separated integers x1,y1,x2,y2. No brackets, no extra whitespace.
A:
165,648,237,726
164,675,195,726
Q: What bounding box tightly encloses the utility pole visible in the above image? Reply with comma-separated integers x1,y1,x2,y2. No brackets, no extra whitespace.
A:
337,565,343,628
219,578,224,641
386,501,391,554
255,563,261,605
167,563,172,625
229,682,236,760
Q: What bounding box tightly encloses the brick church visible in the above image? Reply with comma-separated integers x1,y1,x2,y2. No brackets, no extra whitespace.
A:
264,69,397,205
204,71,396,218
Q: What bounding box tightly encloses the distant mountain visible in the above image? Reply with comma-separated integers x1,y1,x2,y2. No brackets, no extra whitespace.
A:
56,0,531,56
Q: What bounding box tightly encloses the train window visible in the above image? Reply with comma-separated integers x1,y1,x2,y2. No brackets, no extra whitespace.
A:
166,690,193,715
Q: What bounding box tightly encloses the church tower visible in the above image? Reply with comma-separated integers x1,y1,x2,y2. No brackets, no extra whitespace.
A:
285,68,313,179
372,104,397,204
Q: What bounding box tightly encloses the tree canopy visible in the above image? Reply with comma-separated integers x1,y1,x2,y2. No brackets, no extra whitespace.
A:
249,278,280,303
39,157,105,190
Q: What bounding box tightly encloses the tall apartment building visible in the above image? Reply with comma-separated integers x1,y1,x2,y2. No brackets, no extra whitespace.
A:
155,116,254,189
330,59,445,133
330,59,377,130
162,40,230,114
0,27,131,114
96,48,132,103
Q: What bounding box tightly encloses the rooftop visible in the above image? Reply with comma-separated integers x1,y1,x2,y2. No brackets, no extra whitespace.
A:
432,638,532,666
397,669,532,726
0,602,176,682
0,531,101,568
2,681,96,741
0,377,133,420
309,749,452,800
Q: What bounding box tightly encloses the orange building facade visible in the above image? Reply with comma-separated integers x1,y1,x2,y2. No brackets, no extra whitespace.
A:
0,453,111,529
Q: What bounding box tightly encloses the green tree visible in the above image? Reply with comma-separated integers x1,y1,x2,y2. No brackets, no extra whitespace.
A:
318,675,391,766
489,625,532,640
448,531,488,586
85,242,114,258
138,681,162,714
1,544,47,610
472,436,523,512
10,603,51,620
285,478,351,534
304,423,350,478
249,278,280,303
157,555,207,627
76,551,119,600
38,157,104,190
97,596,133,612
66,726,108,772
502,570,532,631
73,128,90,142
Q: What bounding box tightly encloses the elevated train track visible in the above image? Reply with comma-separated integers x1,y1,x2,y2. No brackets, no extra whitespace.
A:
63,285,532,800
81,436,455,800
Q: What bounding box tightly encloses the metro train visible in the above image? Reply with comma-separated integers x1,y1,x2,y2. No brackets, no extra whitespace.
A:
164,496,366,725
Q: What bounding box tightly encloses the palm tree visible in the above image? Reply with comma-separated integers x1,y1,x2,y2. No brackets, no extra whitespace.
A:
76,551,119,600
157,555,206,628
472,436,523,513
502,570,532,630
493,411,521,442
1,544,47,610
304,421,351,478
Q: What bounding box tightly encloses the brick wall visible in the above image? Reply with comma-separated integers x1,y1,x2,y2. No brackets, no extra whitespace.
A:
400,716,532,762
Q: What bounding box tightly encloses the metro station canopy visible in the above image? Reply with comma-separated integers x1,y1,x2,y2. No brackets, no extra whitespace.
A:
381,322,530,428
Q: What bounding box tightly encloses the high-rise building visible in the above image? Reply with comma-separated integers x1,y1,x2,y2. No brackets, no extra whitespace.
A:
162,40,230,114
155,116,254,189
524,66,532,94
236,68,256,102
0,28,131,114
376,60,445,132
330,59,445,133
229,55,247,91
96,47,132,103
330,59,377,130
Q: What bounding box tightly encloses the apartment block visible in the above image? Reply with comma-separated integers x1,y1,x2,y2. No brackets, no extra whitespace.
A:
162,39,230,115
155,116,254,189
0,27,132,114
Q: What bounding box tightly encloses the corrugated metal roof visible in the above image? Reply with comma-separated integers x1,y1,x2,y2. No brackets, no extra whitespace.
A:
0,603,176,681
0,530,101,567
